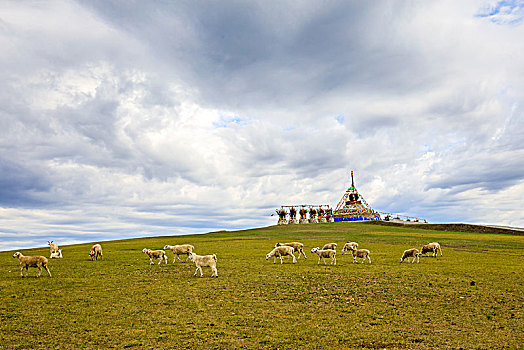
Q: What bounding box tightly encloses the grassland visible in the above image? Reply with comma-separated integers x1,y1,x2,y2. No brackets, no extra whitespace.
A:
1,222,523,349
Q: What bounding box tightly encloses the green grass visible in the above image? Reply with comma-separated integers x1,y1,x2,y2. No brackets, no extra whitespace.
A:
1,222,523,349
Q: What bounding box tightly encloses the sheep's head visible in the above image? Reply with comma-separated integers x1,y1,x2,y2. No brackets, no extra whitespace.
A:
163,245,170,250
265,253,271,260
188,253,196,262
142,248,149,254
311,247,319,253
12,252,21,258
274,243,282,248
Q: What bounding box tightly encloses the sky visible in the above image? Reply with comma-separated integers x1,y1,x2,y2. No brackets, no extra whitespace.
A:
1,0,523,251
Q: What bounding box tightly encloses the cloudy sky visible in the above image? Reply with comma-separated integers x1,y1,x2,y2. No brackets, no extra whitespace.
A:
1,0,523,251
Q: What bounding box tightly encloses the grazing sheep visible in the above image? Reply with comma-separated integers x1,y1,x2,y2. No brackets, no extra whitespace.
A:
275,242,307,259
311,247,337,265
341,242,359,255
400,248,420,263
322,243,338,251
420,242,442,257
89,244,103,261
347,246,371,264
12,252,51,277
163,244,195,263
266,246,296,264
48,241,59,256
188,252,218,278
142,248,168,265
50,249,63,259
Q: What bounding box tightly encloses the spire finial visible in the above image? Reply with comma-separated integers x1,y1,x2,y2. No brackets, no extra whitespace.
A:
351,170,354,187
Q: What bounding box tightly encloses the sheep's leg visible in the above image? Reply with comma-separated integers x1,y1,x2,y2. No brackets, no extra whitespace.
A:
198,266,203,277
291,253,296,264
317,256,321,265
37,265,42,277
150,258,154,265
280,256,284,264
416,255,419,263
322,257,327,265
172,257,177,264
367,255,371,264
44,264,52,277
411,257,416,264
273,256,277,264
211,266,218,277
176,254,183,262
301,250,307,259
20,266,25,277
193,267,198,277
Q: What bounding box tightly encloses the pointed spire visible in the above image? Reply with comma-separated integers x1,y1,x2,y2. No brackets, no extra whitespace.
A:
351,170,355,188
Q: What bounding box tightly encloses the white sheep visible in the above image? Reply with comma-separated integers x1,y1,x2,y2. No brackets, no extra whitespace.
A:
400,248,420,263
266,246,296,264
275,242,307,259
188,252,218,278
341,242,359,255
12,252,52,277
311,247,337,265
163,244,195,263
50,249,63,259
347,246,371,264
420,242,442,257
48,241,59,256
142,248,168,265
322,242,338,251
89,244,103,261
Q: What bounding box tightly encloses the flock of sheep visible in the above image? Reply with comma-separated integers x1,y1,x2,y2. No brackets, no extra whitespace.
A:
11,239,443,278
266,241,443,266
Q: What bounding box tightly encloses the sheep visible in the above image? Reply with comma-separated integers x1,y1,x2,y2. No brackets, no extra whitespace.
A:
266,246,296,264
48,241,59,256
163,244,195,263
347,246,371,264
275,242,307,259
50,249,63,259
142,248,168,265
322,243,338,251
400,248,420,263
188,252,218,278
89,244,103,261
341,242,359,255
12,252,52,277
420,242,443,257
311,247,337,265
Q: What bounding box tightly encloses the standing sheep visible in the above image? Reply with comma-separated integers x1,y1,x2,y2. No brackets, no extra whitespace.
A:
266,246,296,264
322,243,338,251
48,241,59,257
341,242,359,255
400,248,420,263
142,248,168,265
12,252,52,277
188,253,218,278
163,244,195,263
311,247,337,265
420,242,442,257
89,244,103,261
275,242,307,259
347,246,372,264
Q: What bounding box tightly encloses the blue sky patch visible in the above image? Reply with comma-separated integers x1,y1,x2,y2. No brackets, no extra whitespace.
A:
476,0,524,25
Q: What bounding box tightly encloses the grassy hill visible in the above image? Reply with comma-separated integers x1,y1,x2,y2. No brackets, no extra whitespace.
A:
1,222,523,349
